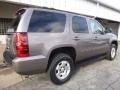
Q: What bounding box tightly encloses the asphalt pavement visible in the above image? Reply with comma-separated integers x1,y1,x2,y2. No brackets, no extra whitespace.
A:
0,43,120,90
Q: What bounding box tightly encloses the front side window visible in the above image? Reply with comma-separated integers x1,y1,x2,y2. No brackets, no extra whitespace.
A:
88,19,104,34
72,16,88,33
28,10,66,32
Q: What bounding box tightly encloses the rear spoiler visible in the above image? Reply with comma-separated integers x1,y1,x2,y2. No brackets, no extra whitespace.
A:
16,9,26,16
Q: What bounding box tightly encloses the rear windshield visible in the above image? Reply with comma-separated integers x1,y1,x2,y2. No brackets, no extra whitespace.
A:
7,9,25,33
28,10,66,32
11,15,21,30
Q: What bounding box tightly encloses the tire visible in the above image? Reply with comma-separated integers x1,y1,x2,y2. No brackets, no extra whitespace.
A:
48,53,74,85
106,44,117,60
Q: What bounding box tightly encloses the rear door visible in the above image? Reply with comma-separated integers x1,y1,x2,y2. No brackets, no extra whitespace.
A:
70,15,96,61
87,19,109,55
27,10,67,56
4,9,26,64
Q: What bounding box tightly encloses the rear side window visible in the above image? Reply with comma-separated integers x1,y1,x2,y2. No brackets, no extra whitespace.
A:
28,11,66,32
72,16,88,33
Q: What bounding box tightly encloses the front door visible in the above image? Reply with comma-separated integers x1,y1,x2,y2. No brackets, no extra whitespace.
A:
87,19,109,55
70,15,96,61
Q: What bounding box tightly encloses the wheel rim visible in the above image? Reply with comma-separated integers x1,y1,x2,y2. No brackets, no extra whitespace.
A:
55,60,71,80
111,47,116,58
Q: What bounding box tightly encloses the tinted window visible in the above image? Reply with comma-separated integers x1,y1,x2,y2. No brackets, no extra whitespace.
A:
28,11,66,32
11,16,21,30
88,19,104,34
72,16,88,33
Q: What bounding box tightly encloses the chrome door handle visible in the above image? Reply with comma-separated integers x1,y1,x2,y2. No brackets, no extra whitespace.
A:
93,36,98,40
73,36,80,41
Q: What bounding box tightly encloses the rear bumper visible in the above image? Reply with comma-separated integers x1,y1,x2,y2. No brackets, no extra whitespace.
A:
12,55,48,75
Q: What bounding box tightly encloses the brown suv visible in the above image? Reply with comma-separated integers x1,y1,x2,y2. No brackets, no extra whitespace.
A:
3,8,118,84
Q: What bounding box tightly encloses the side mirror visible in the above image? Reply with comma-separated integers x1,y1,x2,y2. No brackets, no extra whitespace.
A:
105,28,112,33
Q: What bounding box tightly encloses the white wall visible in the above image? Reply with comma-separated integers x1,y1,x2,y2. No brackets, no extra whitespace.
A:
2,0,120,22
97,5,120,22
0,35,6,44
95,0,120,11
0,0,120,41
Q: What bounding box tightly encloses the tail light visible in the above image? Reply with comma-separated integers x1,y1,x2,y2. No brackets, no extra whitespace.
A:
16,32,29,57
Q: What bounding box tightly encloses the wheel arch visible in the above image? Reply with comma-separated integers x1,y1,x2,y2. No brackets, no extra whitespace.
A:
111,40,118,49
46,46,76,72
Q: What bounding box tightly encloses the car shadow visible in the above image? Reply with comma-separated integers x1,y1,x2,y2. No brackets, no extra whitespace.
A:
0,63,7,69
73,54,106,76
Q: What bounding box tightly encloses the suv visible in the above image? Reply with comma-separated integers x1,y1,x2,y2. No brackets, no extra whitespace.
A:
3,8,118,84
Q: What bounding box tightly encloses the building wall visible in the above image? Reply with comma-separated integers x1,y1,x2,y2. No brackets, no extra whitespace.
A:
99,19,119,36
108,23,119,36
0,2,27,18
0,0,120,43
0,2,27,44
2,0,120,22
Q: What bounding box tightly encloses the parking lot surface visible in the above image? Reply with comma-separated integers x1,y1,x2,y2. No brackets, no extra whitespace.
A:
0,43,120,90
